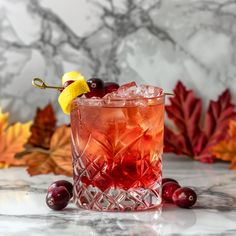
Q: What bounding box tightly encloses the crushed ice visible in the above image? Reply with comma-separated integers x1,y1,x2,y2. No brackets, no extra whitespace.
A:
77,82,163,106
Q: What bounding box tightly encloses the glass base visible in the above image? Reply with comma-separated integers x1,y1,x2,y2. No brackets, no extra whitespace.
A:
73,184,161,212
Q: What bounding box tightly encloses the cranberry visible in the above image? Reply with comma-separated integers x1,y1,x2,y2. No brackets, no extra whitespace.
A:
63,80,75,88
85,78,105,98
172,187,197,208
48,180,73,199
162,182,181,203
104,82,120,94
162,178,179,185
46,186,70,210
59,80,75,92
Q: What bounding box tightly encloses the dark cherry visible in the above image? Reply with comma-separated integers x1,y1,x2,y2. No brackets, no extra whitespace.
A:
46,186,70,210
162,182,181,203
162,178,179,185
85,78,105,98
48,180,73,199
172,187,197,208
104,82,120,94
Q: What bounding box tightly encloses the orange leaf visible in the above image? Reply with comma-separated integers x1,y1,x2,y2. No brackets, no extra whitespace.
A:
24,125,72,176
212,120,236,169
0,110,32,167
24,152,55,176
229,120,236,137
27,103,57,149
0,109,9,131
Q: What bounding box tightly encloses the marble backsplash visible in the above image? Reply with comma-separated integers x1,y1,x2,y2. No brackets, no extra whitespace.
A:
0,0,236,123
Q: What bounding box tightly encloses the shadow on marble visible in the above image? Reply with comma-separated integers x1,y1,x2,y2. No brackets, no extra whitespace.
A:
195,188,236,212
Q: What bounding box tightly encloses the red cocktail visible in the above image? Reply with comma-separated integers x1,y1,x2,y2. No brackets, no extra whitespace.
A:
70,83,165,211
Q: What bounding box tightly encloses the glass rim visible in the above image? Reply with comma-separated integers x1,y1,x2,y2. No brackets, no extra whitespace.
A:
78,93,165,101
79,85,164,101
70,85,166,109
71,95,165,109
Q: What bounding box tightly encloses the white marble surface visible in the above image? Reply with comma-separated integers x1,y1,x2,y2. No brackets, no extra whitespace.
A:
1,0,236,124
0,155,236,236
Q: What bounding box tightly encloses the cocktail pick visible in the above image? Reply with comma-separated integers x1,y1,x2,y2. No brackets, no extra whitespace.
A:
32,78,63,91
32,78,174,95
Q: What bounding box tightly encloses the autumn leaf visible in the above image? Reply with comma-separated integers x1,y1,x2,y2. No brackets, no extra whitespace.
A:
24,125,72,176
195,89,236,162
164,81,236,163
212,120,236,169
0,109,9,131
27,103,57,149
0,110,32,167
164,81,203,157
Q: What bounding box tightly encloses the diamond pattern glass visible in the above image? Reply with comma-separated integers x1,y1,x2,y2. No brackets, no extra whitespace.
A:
70,91,164,211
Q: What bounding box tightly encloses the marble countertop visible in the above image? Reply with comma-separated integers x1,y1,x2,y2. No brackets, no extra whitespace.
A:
1,155,236,236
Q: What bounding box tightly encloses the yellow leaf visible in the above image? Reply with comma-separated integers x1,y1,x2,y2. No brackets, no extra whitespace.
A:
0,162,9,168
212,120,236,169
0,115,32,167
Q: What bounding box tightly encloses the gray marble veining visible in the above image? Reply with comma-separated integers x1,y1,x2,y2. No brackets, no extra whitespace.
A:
0,155,236,236
1,1,236,235
0,0,236,123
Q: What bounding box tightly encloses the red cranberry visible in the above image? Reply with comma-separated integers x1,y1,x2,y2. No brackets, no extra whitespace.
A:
162,182,181,203
63,80,75,88
86,78,105,98
172,187,197,208
104,82,120,94
59,80,75,92
162,178,179,185
46,186,70,210
48,180,73,199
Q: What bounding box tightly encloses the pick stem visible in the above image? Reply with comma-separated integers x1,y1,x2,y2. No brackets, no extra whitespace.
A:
32,78,63,90
32,77,174,95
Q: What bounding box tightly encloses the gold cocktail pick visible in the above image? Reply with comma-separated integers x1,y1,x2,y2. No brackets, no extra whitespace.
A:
32,78,63,90
32,78,174,95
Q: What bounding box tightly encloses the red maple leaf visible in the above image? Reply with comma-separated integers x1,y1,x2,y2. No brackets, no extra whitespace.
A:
27,103,57,149
164,81,236,163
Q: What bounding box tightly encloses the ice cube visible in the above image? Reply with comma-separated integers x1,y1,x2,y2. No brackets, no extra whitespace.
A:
114,126,146,155
103,81,138,100
138,104,164,133
99,108,126,124
90,107,127,135
77,97,104,106
103,83,163,107
118,81,137,91
135,84,163,98
102,93,127,107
